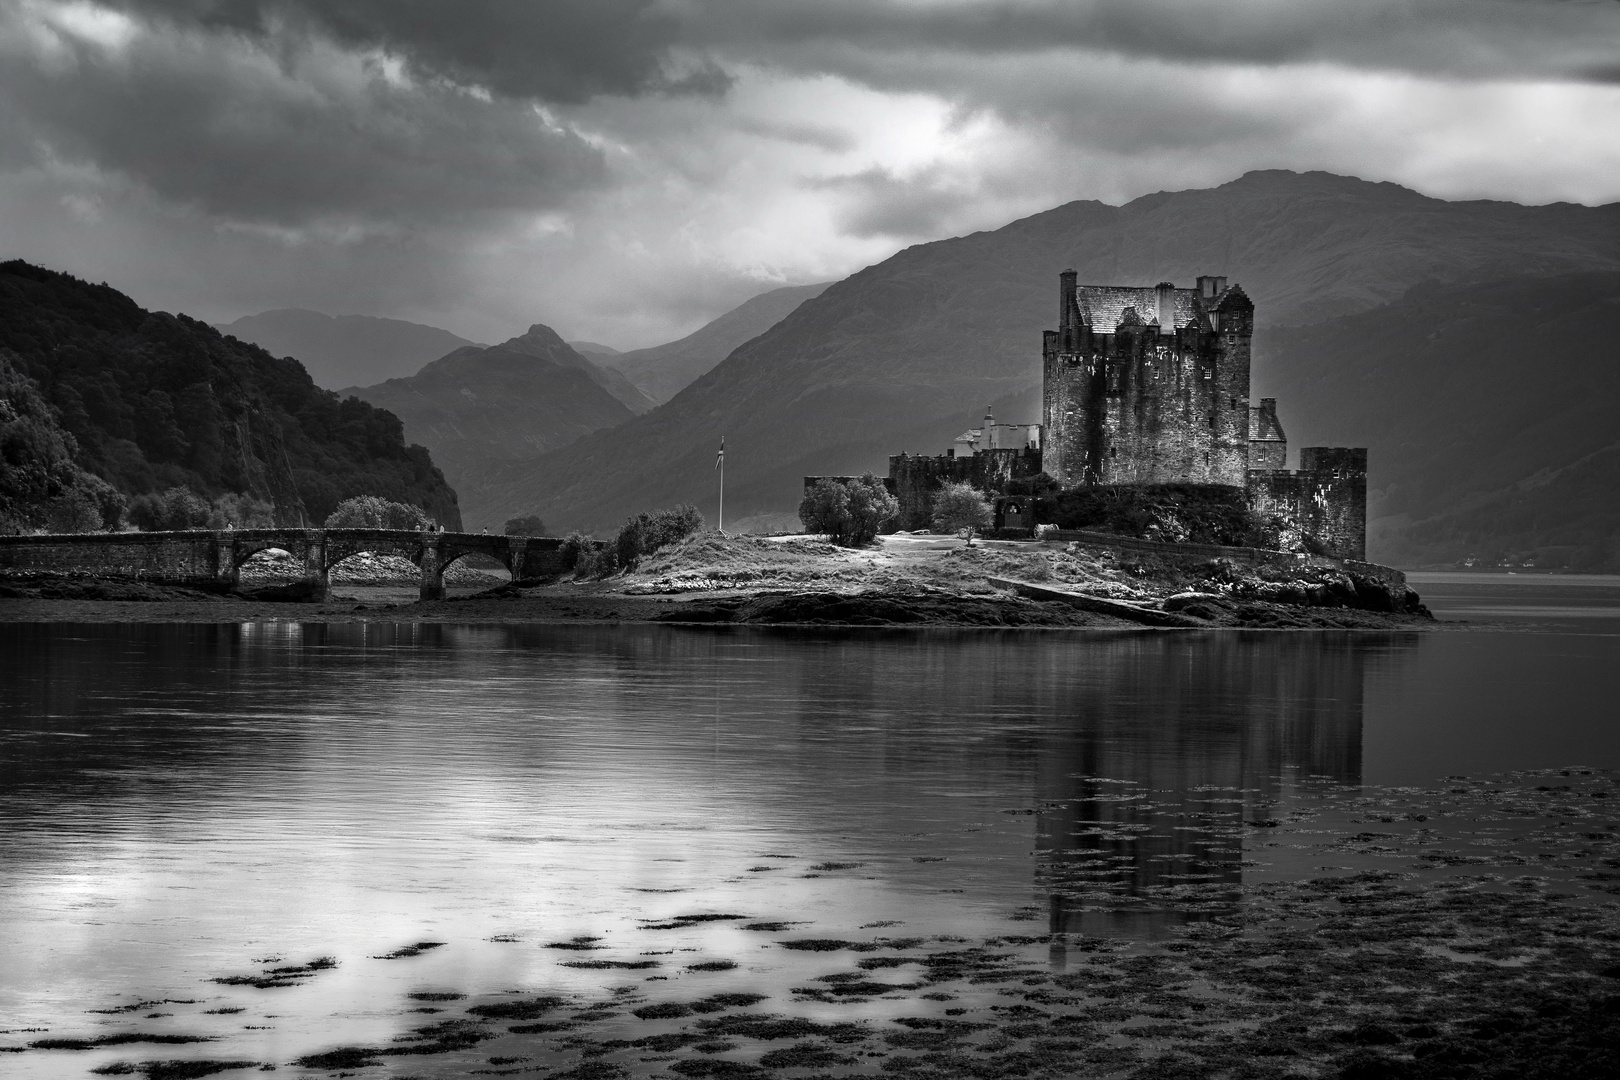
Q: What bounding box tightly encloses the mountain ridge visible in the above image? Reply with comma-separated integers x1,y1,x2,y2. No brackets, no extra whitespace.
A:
343,324,638,518
464,170,1620,564
216,308,479,391
606,281,835,403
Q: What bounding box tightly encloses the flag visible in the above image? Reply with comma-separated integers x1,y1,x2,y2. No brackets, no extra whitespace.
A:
715,436,725,469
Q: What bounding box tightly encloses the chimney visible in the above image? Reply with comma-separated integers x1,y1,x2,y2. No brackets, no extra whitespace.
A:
984,408,995,450
1197,275,1227,299
1155,282,1176,333
1059,269,1077,332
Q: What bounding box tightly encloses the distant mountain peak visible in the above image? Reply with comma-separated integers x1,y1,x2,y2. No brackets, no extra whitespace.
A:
215,308,476,390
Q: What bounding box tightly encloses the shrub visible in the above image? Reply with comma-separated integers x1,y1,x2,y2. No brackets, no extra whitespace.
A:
931,481,993,545
324,495,433,530
613,503,705,570
46,489,103,533
128,486,211,531
799,475,897,547
1048,484,1276,547
615,515,646,569
207,492,276,529
575,540,619,579
504,514,547,536
559,531,594,570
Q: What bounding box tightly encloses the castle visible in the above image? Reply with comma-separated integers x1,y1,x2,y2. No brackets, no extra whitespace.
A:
875,271,1369,559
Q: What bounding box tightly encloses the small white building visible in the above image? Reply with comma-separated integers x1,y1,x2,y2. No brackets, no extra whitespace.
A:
951,410,1042,457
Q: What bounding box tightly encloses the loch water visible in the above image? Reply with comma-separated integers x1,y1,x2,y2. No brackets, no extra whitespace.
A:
1,574,1617,1077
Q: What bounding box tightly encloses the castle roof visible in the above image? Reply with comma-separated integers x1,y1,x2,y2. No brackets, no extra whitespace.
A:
1076,285,1200,332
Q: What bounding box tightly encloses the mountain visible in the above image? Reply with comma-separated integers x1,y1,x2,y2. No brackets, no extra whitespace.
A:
216,308,478,390
0,260,460,527
607,282,834,403
466,170,1620,542
569,340,620,359
342,325,638,515
1258,271,1620,570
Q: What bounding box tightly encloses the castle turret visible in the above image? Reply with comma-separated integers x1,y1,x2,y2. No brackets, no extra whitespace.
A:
1155,282,1177,332
1248,397,1287,470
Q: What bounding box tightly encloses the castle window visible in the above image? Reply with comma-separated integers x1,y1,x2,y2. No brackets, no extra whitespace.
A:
1207,414,1215,428
1110,447,1117,460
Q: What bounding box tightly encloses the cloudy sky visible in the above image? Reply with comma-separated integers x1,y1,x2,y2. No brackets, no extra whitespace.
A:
3,0,1619,347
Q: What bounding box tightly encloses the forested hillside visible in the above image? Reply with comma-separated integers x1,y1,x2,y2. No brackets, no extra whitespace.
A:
0,261,460,529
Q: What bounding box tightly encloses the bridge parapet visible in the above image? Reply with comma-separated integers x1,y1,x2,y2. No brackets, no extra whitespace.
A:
0,529,570,601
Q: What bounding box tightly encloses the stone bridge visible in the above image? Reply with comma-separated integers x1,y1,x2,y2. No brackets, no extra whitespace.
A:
0,528,570,601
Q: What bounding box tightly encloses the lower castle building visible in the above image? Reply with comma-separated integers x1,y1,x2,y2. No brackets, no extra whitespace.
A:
818,271,1370,559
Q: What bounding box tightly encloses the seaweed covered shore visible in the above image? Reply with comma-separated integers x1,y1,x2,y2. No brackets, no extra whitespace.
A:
8,768,1617,1078
0,533,1436,628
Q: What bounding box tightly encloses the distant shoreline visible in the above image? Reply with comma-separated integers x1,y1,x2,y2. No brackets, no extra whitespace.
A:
0,582,1442,630
0,531,1451,629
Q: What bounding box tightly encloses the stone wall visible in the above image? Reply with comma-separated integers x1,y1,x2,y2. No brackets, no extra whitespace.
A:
1246,447,1368,560
0,531,230,585
884,448,1042,531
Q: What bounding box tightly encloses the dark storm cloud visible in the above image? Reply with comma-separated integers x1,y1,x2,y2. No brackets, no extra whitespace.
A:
689,0,1620,85
6,0,1619,346
106,0,729,102
0,7,607,228
100,1,1620,102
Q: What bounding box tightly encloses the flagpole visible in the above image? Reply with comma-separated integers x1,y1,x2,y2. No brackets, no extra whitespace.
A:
716,435,725,535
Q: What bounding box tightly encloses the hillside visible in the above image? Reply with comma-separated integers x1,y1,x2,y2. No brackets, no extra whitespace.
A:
343,325,638,515
607,281,834,403
0,261,461,528
466,170,1620,537
1258,272,1620,570
216,308,478,390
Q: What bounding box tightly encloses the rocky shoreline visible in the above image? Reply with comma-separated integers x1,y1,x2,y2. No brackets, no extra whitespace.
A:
0,533,1440,629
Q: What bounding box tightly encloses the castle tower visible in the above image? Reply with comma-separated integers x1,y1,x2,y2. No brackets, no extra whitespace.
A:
1042,272,1254,487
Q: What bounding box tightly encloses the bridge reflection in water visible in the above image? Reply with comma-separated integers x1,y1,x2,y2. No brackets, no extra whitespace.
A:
0,528,566,600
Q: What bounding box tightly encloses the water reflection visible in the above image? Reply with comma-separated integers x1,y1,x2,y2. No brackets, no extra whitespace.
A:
1025,635,1369,943
21,619,1620,1067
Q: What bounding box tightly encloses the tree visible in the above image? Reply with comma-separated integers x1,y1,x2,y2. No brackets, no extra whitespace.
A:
504,514,547,536
128,486,211,531
932,481,993,545
324,495,432,530
799,474,898,546
613,503,705,570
